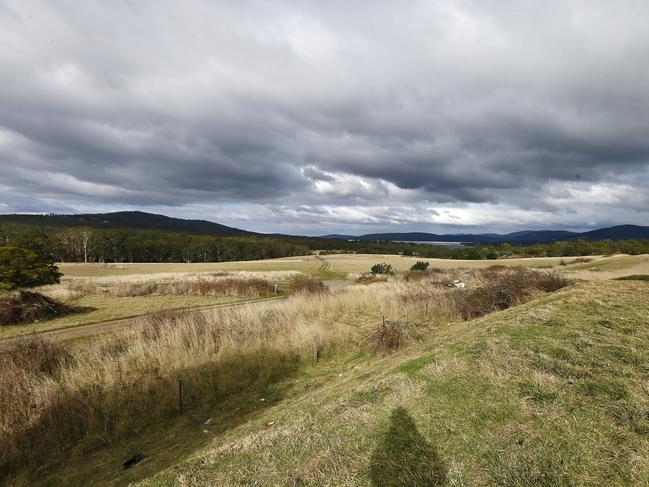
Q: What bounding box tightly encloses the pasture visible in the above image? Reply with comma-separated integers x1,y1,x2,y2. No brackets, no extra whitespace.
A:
1,259,648,486
3,253,647,341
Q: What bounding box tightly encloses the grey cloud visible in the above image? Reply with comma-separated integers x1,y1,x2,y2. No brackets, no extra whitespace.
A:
1,0,649,232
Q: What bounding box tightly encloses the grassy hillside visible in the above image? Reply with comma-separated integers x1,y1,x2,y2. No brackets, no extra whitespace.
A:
8,278,647,486
138,280,648,486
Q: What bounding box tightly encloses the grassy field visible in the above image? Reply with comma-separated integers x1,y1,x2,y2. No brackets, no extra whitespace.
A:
57,257,324,278
0,294,241,340
8,277,647,486
141,281,649,487
324,253,604,274
3,253,648,341
564,254,649,280
55,253,616,279
55,253,649,280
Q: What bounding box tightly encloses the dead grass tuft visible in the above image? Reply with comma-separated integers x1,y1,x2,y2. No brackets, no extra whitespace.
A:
286,275,328,296
112,277,274,298
0,337,74,376
368,320,429,353
356,273,388,284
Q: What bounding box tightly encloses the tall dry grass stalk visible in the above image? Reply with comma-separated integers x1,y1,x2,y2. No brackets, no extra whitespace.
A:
0,280,449,475
39,270,301,300
0,268,570,477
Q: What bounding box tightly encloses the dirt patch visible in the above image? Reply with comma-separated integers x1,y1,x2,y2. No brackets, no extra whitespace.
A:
324,279,353,290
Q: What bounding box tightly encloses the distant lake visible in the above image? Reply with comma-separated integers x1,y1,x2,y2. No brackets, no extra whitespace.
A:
395,240,470,247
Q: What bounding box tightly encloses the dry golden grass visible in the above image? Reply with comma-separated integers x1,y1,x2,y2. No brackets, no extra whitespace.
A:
0,266,576,480
40,270,299,299
0,271,295,340
323,253,604,274
0,280,451,476
57,258,321,278
56,253,610,280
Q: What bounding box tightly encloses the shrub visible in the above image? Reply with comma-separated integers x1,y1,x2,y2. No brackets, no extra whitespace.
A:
454,268,570,320
286,275,328,296
368,320,429,353
0,246,61,291
371,263,393,275
410,261,430,272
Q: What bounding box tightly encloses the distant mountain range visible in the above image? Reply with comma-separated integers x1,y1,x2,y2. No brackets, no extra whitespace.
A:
0,211,254,236
2,211,649,244
321,225,649,244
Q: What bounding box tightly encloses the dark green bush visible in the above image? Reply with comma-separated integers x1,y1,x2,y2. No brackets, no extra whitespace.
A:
409,261,430,272
371,263,393,275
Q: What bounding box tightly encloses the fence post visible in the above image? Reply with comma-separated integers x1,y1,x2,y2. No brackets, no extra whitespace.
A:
178,379,183,415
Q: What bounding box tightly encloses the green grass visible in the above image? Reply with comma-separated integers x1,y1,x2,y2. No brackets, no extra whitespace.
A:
568,254,649,272
29,280,649,486
614,274,649,281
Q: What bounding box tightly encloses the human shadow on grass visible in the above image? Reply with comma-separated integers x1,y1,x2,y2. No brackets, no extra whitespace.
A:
370,407,447,487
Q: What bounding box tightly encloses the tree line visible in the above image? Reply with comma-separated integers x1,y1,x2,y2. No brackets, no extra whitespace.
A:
0,224,309,263
1,223,648,264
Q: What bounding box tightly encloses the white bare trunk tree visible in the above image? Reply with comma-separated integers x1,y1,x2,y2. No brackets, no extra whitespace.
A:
79,227,92,263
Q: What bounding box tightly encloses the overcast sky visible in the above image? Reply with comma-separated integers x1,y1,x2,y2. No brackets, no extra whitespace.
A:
1,1,649,235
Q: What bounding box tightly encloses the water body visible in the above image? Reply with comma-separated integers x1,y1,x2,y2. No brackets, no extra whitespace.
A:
395,241,470,247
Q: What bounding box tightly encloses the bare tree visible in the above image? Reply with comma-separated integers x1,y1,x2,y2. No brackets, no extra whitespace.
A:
58,228,81,261
57,227,93,262
79,227,93,263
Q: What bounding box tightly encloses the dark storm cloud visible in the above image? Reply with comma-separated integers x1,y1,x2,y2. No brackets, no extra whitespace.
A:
1,0,649,232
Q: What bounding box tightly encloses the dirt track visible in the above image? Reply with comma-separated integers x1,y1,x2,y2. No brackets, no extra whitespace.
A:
0,295,285,350
1,277,353,350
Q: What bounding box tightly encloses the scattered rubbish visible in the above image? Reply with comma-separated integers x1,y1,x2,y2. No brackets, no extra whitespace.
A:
260,398,265,402
453,280,466,288
123,452,147,470
204,418,214,425
263,421,275,429
202,429,209,434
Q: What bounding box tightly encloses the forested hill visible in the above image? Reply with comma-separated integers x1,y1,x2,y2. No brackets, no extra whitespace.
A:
2,211,649,263
346,225,649,244
0,211,253,236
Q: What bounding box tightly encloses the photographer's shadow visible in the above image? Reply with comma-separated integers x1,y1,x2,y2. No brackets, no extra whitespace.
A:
370,407,447,487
